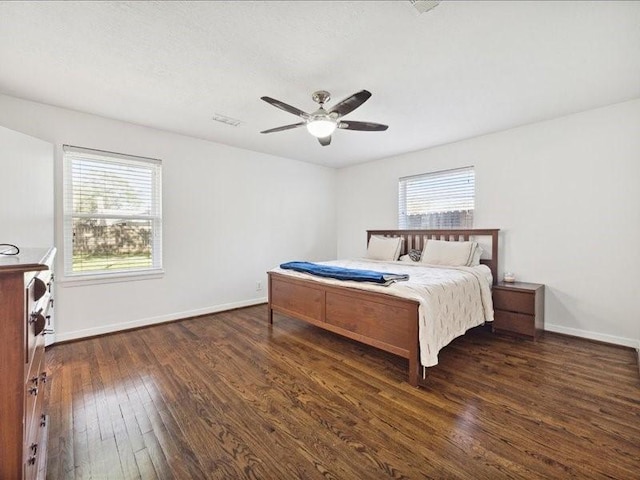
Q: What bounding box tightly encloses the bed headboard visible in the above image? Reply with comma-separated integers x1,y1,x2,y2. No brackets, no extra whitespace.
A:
367,229,500,285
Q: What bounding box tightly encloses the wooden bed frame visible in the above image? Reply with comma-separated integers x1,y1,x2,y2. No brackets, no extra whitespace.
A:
268,229,499,387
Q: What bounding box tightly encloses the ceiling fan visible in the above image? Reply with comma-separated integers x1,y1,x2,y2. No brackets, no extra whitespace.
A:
260,90,388,146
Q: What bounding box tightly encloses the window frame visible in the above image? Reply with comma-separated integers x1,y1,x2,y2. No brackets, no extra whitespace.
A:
398,166,475,230
61,145,163,284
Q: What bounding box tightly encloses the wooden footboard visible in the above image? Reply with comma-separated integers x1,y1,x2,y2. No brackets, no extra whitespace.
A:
268,271,421,386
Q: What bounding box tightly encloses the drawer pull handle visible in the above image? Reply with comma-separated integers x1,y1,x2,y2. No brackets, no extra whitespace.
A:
29,308,43,323
30,443,38,455
40,372,48,383
30,376,39,386
29,309,46,336
28,386,38,396
40,414,47,427
27,456,36,466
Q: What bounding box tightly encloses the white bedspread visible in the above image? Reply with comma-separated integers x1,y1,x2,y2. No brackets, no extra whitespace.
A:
271,259,494,367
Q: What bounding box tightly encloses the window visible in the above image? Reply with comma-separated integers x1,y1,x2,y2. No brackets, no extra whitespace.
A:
398,166,475,229
63,145,162,278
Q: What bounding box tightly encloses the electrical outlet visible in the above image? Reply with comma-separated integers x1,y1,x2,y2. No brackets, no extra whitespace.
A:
256,280,263,291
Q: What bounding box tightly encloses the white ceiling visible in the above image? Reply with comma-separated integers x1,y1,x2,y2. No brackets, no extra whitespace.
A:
0,1,639,168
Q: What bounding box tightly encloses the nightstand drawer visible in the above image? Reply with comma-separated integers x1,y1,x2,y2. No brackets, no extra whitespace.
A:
493,289,535,315
493,310,535,337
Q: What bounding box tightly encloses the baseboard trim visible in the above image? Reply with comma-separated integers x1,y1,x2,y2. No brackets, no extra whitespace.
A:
53,297,268,343
545,323,637,349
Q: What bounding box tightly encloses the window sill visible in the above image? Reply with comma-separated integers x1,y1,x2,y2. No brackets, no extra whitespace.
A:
58,269,164,287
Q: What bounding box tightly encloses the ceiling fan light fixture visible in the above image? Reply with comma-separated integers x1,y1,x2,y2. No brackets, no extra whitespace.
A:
306,118,337,138
261,89,387,145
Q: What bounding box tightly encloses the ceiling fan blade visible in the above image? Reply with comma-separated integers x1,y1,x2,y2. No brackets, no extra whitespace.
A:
318,136,331,146
261,96,310,119
338,120,388,131
260,122,306,134
328,90,372,117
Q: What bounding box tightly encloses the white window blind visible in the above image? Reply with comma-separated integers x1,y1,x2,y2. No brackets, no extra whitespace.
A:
63,145,162,277
398,167,475,229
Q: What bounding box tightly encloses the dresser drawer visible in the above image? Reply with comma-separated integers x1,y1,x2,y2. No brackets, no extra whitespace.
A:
25,343,45,434
493,288,535,315
33,269,53,302
493,310,535,337
24,411,44,480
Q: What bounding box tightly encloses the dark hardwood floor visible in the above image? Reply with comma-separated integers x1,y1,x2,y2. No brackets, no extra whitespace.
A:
46,305,639,479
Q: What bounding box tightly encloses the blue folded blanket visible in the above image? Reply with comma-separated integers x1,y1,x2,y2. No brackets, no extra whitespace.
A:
280,261,409,286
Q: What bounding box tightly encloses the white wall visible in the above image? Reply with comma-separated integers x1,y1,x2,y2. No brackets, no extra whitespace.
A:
337,99,640,349
0,94,337,341
0,125,53,247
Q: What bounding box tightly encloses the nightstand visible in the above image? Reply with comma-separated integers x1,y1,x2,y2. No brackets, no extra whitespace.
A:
492,281,545,340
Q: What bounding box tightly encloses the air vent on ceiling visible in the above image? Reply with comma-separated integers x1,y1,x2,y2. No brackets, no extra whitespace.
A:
211,113,243,127
409,0,440,14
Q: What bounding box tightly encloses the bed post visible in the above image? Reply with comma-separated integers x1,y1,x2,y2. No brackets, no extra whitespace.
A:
408,309,420,387
267,273,273,324
491,230,499,285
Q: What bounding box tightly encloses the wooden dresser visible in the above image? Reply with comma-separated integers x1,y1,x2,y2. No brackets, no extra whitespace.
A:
0,248,55,480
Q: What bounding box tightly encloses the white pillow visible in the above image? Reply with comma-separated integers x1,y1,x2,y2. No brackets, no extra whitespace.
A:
366,236,403,261
420,240,477,266
468,244,483,267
